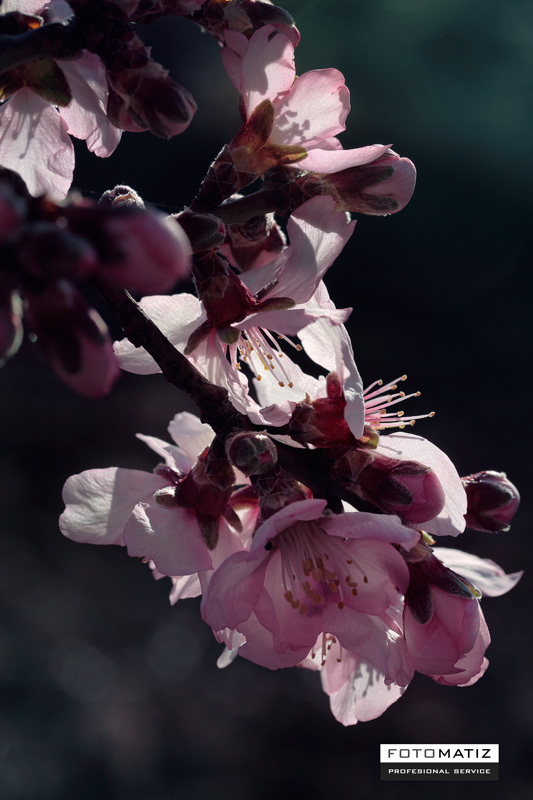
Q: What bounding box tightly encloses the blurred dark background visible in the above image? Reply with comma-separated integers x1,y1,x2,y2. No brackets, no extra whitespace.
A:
1,1,531,798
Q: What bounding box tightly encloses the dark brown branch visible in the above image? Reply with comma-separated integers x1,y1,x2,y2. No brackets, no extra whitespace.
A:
215,188,287,226
94,281,246,436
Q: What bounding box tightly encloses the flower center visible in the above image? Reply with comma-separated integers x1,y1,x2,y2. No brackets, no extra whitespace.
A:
276,521,368,615
364,374,435,430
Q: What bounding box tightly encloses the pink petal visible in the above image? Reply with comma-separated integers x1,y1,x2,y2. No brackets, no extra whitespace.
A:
168,574,202,604
202,549,270,632
59,467,166,546
332,611,413,686
321,644,407,725
221,47,243,93
322,511,419,548
59,53,122,157
124,503,213,576
135,434,187,471
405,590,481,676
296,143,391,173
237,304,351,336
431,610,490,686
239,26,295,115
228,613,311,669
269,196,355,304
270,69,350,148
0,89,74,199
432,548,523,597
167,411,214,464
250,498,328,551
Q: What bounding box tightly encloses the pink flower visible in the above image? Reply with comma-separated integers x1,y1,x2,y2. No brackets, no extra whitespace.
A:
222,23,414,202
115,197,355,424
60,412,250,575
402,543,521,685
202,498,418,671
0,2,121,199
257,360,467,536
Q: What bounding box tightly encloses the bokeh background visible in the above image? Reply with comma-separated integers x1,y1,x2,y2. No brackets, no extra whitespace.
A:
1,1,532,798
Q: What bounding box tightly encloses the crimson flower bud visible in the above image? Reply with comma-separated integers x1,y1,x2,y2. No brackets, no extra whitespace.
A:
463,470,520,532
226,431,278,476
17,222,99,280
355,453,445,524
0,184,24,241
107,56,197,139
25,280,119,397
220,213,286,272
174,210,226,252
100,209,192,294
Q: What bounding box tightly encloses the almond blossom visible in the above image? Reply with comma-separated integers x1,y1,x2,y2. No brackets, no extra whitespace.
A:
0,1,121,198
254,311,467,536
114,196,356,424
60,412,251,577
221,23,415,215
202,498,419,674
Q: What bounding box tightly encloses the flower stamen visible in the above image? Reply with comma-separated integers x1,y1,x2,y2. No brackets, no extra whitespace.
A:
364,374,435,430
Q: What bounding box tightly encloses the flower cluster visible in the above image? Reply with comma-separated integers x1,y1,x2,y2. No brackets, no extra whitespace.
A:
0,0,521,725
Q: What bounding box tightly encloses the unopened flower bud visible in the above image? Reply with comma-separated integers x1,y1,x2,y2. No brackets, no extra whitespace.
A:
98,185,145,209
107,54,197,139
355,453,445,524
226,431,278,476
174,210,226,252
17,222,98,280
0,184,25,240
100,209,192,293
298,151,416,216
25,280,119,397
463,470,520,532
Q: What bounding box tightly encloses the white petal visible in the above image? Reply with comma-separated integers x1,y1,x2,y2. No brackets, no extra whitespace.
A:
433,548,523,597
59,53,121,157
167,411,214,462
60,467,166,546
0,89,74,199
114,294,203,374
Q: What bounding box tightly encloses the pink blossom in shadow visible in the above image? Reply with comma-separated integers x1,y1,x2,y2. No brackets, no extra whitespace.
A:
202,498,418,671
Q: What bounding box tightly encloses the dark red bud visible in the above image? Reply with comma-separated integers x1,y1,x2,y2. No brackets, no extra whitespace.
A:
463,470,520,532
226,431,278,476
18,222,99,281
355,453,445,524
175,210,226,252
25,280,119,397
